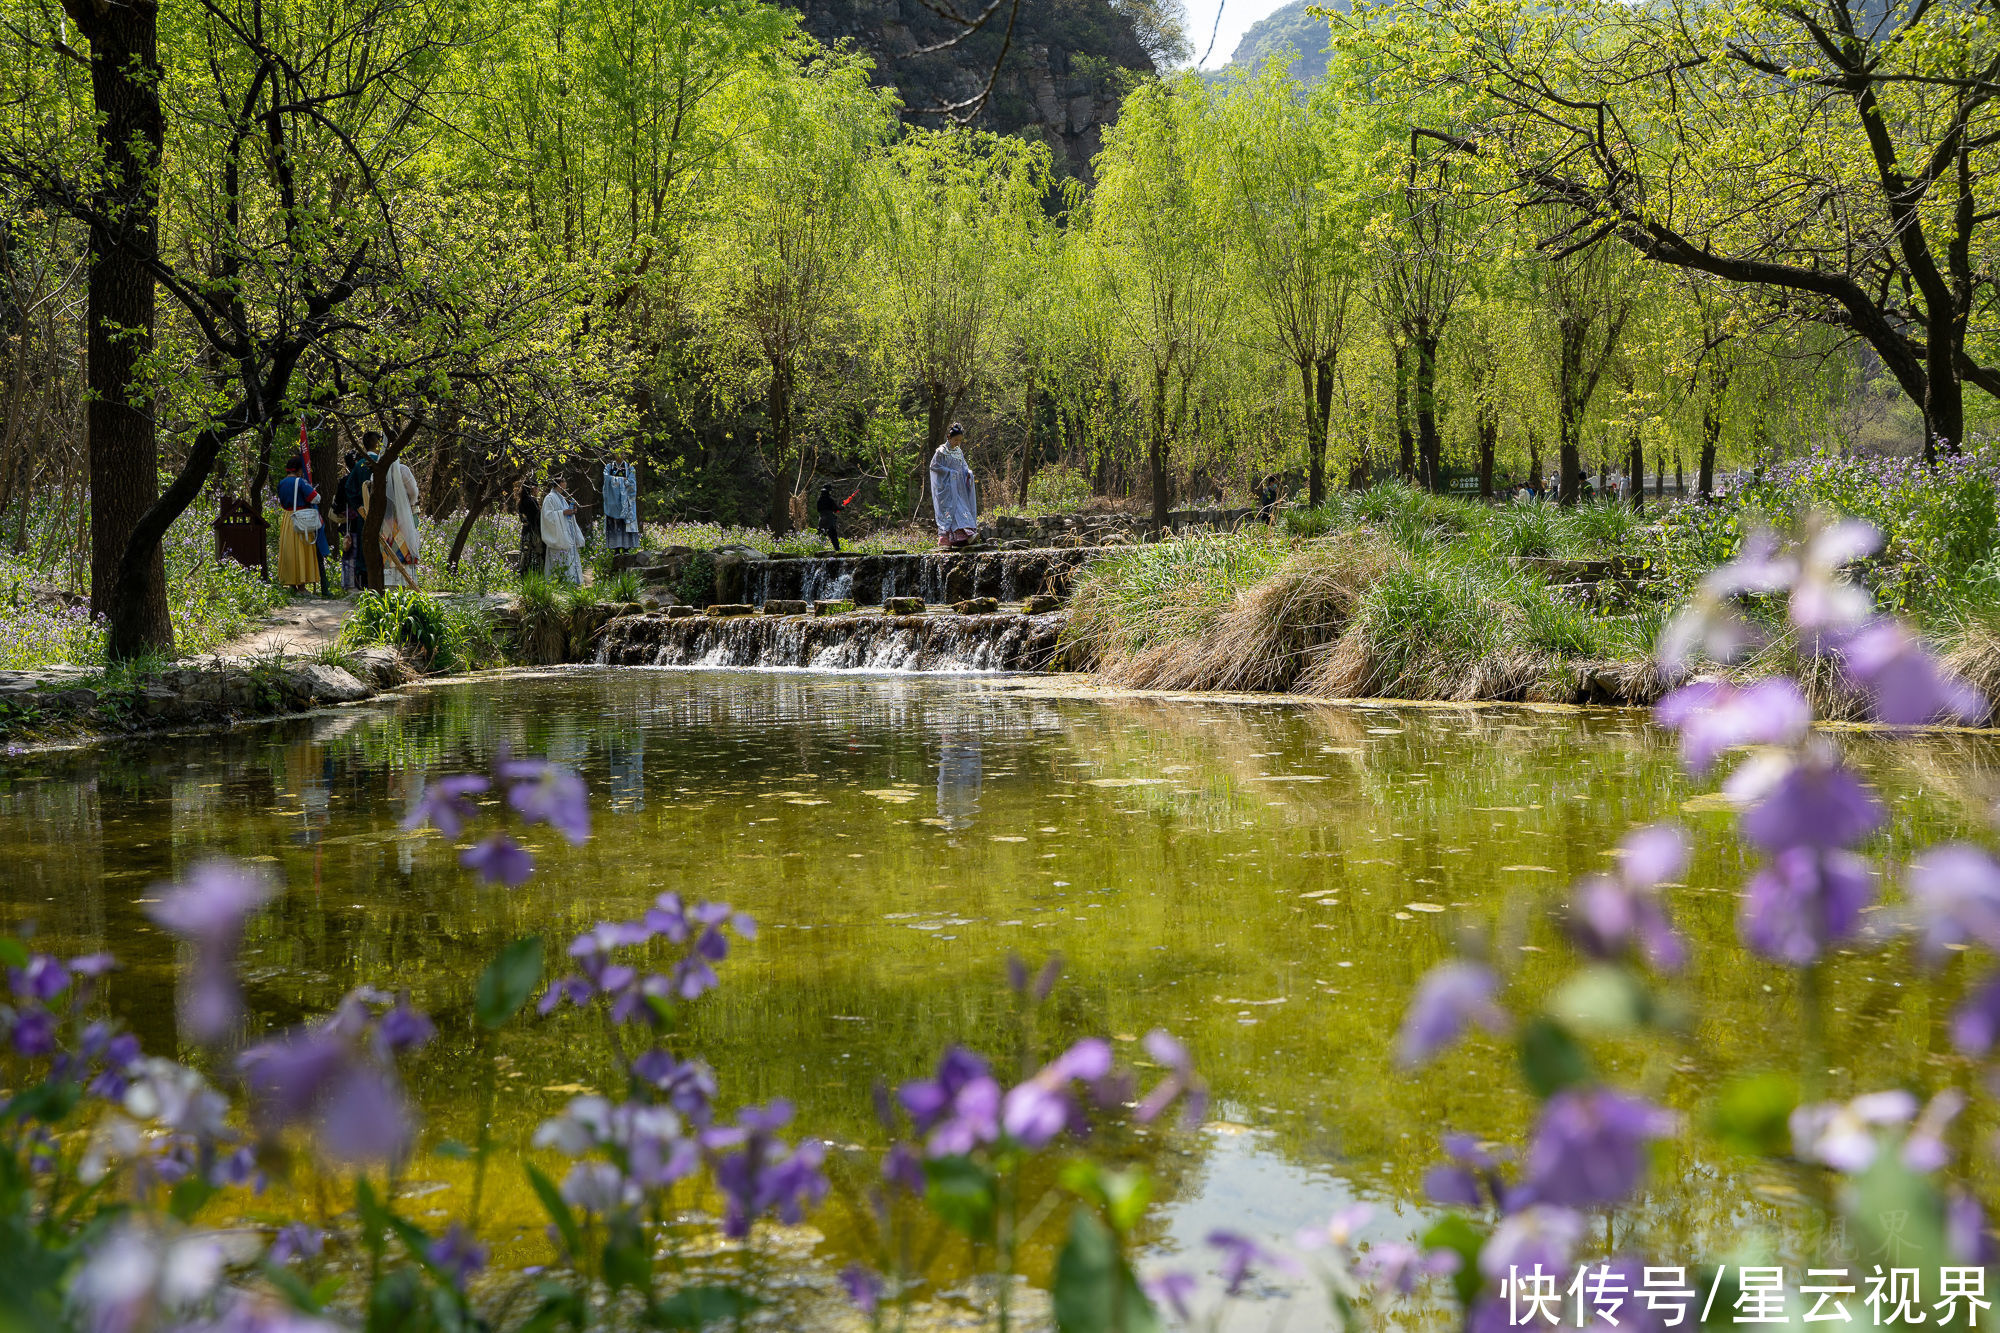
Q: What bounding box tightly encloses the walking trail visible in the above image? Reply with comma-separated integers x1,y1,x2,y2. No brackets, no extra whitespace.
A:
217,598,355,660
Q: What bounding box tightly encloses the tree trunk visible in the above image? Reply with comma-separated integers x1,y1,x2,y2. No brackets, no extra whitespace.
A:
1313,354,1336,502
1393,341,1413,482
1016,376,1037,507
1674,452,1684,495
1299,359,1323,508
1477,410,1496,500
1528,432,1544,496
447,480,493,570
1149,365,1170,532
1698,383,1723,500
67,0,171,657
1627,435,1643,513
766,362,793,536
912,383,952,522
1415,331,1442,492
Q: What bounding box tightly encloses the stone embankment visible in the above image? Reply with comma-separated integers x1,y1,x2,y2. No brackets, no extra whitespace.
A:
0,647,416,745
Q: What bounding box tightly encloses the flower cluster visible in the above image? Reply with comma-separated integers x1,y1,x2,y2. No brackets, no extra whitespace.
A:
403,752,592,887
237,984,433,1167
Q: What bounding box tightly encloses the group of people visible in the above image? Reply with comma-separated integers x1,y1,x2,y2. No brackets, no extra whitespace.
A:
271,432,422,594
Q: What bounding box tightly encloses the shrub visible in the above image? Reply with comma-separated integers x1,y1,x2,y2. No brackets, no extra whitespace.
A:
1025,464,1093,512
340,589,461,672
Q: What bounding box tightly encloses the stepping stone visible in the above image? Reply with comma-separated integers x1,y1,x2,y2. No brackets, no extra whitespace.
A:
813,600,856,616
666,605,697,619
703,604,755,617
951,597,1000,615
884,597,926,616
1022,594,1061,614
763,599,809,615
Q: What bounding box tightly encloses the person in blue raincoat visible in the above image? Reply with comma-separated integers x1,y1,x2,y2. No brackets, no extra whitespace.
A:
929,422,979,548
602,459,639,550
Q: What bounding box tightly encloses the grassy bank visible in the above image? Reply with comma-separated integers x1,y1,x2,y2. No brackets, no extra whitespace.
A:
1065,464,2000,713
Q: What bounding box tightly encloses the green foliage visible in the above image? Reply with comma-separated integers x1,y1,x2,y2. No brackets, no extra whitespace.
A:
341,590,463,673
474,938,544,1030
1065,531,1288,657
674,553,717,607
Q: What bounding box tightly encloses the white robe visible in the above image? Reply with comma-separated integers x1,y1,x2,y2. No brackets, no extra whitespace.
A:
368,460,421,588
541,490,584,584
930,444,978,536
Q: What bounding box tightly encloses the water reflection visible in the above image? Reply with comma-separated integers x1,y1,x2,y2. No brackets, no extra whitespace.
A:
0,669,1994,1325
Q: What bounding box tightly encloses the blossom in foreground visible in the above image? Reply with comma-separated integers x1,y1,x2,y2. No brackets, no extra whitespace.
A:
1000,1037,1113,1148
1134,1028,1208,1126
1727,749,1884,852
841,1263,883,1317
402,774,489,838
1953,972,2000,1054
1478,1205,1584,1283
1740,846,1877,965
1906,843,2000,960
1522,1088,1673,1208
1839,620,1987,726
145,860,275,1043
1654,678,1811,774
1566,824,1690,970
704,1100,828,1238
461,833,534,887
1360,1241,1460,1295
499,757,591,844
426,1223,489,1290
1788,1090,1933,1172
69,1221,227,1333
900,1046,1001,1156
1146,1269,1199,1322
1396,962,1508,1068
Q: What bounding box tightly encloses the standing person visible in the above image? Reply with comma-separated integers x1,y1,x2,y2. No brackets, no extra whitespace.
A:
273,455,328,592
516,480,546,576
365,447,422,588
541,482,584,584
602,459,639,550
929,422,979,548
816,484,845,553
338,443,373,590
1255,475,1280,524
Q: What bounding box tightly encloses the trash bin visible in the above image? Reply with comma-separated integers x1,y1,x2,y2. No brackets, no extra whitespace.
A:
212,495,269,580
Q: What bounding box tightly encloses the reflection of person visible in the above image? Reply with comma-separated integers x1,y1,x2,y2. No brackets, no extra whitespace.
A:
602,460,639,550
936,733,982,831
930,423,979,548
274,455,327,592
541,484,584,584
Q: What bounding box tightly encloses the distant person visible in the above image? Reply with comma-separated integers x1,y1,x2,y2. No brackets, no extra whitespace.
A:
1255,476,1280,524
361,439,420,588
930,422,979,547
337,445,372,589
273,454,327,593
817,484,847,553
602,459,639,550
516,480,545,575
542,482,584,584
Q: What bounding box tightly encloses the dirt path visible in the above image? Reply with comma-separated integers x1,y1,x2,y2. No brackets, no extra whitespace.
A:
216,598,355,660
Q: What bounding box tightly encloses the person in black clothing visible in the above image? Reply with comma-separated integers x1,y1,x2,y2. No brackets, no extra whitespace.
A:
339,440,376,589
816,485,844,552
517,481,546,574
1255,476,1280,524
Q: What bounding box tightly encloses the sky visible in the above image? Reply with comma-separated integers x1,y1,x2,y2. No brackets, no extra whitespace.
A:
1184,0,1298,68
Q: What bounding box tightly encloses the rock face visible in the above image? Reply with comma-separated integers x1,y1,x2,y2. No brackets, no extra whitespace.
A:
781,0,1157,180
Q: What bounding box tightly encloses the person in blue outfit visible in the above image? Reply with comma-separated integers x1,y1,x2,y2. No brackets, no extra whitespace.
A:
929,422,979,548
274,455,329,593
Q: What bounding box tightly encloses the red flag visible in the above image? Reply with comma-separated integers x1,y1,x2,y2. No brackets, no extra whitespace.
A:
297,420,314,485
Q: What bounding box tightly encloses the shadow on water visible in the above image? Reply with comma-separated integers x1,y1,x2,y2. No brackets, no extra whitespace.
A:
3,668,1997,1324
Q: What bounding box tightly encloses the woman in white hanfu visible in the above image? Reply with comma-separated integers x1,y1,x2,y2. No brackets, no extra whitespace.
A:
541,484,585,584
929,422,979,548
365,453,423,588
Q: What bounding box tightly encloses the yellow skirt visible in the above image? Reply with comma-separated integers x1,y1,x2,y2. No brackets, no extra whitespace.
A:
276,515,319,588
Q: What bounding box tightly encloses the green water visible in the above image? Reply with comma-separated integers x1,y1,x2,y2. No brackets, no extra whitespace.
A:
3,667,1997,1323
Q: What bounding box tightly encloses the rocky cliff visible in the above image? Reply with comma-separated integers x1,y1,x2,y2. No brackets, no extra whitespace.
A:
783,0,1159,179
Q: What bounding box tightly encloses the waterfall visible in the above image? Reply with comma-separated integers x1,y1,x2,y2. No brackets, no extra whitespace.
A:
597,610,1068,673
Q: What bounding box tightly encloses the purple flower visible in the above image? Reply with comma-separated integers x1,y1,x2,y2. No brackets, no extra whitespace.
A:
11,953,69,1002
1730,752,1884,851
1361,1241,1460,1295
1206,1229,1301,1296
1478,1206,1584,1283
1790,1090,1918,1172
899,1047,1001,1156
882,1142,926,1195
1134,1028,1207,1126
403,774,489,838
630,1049,717,1124
499,759,590,845
561,1161,637,1215
1948,1191,1998,1265
1907,843,2000,961
1839,621,1987,726
1425,1162,1482,1208
1000,1038,1113,1148
269,1222,323,1264
1295,1203,1373,1253
1396,962,1508,1068
1655,679,1811,774
708,1101,828,1238
460,834,534,887
841,1263,883,1317
1566,824,1691,970
1740,847,1877,965
314,1063,413,1165
375,1001,435,1056
1522,1088,1673,1208
145,860,275,1045
237,1029,411,1165
1147,1269,1199,1322
1953,971,2000,1054
426,1224,488,1290
11,1008,55,1057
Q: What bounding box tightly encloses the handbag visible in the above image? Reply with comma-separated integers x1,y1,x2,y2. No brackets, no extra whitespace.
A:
290,506,322,536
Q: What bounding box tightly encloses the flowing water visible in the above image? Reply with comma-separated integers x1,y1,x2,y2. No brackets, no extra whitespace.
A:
3,668,1998,1327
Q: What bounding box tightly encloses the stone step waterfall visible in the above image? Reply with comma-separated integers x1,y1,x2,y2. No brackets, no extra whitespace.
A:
597,610,1070,673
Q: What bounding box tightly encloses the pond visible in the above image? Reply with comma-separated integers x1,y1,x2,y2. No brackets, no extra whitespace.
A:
3,668,1996,1327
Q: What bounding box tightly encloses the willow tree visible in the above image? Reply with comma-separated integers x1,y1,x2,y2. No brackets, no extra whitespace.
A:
1215,64,1359,507
872,128,1049,513
1371,0,2000,455
694,48,888,534
1093,77,1232,530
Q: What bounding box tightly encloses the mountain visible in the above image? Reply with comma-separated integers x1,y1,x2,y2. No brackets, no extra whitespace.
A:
783,0,1162,179
1215,0,1345,84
